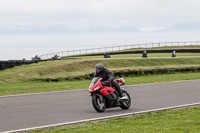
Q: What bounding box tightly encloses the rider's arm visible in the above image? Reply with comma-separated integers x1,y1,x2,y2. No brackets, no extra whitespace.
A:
94,73,97,77
105,69,114,82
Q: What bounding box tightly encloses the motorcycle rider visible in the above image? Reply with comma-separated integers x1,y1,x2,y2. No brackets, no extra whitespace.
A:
94,63,128,101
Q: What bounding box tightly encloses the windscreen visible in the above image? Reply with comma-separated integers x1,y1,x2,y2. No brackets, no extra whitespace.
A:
90,77,101,86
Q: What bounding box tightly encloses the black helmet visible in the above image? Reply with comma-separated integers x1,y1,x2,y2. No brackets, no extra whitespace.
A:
95,63,104,73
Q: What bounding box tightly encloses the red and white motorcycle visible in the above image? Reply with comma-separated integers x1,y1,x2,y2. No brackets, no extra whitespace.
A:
89,77,131,112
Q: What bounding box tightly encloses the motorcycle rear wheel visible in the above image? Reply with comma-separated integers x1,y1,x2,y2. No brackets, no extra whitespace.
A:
120,90,131,109
92,94,106,112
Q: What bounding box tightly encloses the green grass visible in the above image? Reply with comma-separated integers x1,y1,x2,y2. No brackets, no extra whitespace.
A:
26,106,200,133
1,72,200,96
0,81,90,96
68,53,200,59
1,57,200,83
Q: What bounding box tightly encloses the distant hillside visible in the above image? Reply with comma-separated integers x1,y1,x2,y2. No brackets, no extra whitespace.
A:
0,25,141,34
163,21,200,31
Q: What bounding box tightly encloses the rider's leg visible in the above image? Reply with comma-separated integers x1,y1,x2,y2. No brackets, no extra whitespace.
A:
111,79,128,101
111,79,123,97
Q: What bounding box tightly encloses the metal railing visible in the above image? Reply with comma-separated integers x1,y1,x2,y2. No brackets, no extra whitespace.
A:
39,41,200,59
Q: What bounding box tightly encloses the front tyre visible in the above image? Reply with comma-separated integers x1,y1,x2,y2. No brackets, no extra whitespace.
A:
92,94,106,112
120,90,131,109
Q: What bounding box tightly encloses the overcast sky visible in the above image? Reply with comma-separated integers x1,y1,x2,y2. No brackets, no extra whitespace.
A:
0,0,200,33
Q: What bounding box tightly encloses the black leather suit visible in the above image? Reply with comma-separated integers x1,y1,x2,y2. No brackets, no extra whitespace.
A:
94,68,123,97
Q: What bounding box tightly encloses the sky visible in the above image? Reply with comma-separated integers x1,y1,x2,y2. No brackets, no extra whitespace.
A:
0,0,200,59
0,0,200,33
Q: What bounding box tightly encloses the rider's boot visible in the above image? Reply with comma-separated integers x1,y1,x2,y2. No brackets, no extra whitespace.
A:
119,93,128,101
115,83,128,101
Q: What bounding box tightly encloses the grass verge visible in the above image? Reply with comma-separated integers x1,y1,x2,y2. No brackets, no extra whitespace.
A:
1,72,200,96
26,106,200,133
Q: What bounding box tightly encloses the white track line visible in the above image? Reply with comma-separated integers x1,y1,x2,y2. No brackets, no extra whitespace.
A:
1,79,200,98
2,102,200,133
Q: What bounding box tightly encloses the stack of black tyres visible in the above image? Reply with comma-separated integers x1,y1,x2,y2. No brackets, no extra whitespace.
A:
0,61,10,70
0,61,2,70
15,60,23,66
0,60,39,71
9,60,16,68
22,60,28,65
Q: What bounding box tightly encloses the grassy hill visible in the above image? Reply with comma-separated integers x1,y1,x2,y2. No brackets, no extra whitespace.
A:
1,57,200,83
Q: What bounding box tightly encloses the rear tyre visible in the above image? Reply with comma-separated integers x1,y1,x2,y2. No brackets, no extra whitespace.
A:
120,90,131,109
92,94,106,112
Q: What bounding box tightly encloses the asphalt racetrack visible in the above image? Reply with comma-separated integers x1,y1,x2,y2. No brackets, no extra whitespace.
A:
0,79,200,132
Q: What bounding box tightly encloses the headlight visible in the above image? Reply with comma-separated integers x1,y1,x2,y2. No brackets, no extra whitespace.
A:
89,88,92,92
94,85,100,91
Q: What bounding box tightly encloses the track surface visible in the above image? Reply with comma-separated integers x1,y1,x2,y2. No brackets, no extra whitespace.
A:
0,80,200,132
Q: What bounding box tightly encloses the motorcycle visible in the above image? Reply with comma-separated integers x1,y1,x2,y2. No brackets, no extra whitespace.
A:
88,77,131,112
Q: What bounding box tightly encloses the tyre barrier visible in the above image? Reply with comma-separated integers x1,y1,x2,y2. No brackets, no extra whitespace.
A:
0,60,38,71
9,60,16,68
0,61,10,70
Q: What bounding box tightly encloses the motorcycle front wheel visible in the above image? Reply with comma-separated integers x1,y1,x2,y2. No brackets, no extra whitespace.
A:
92,94,106,112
